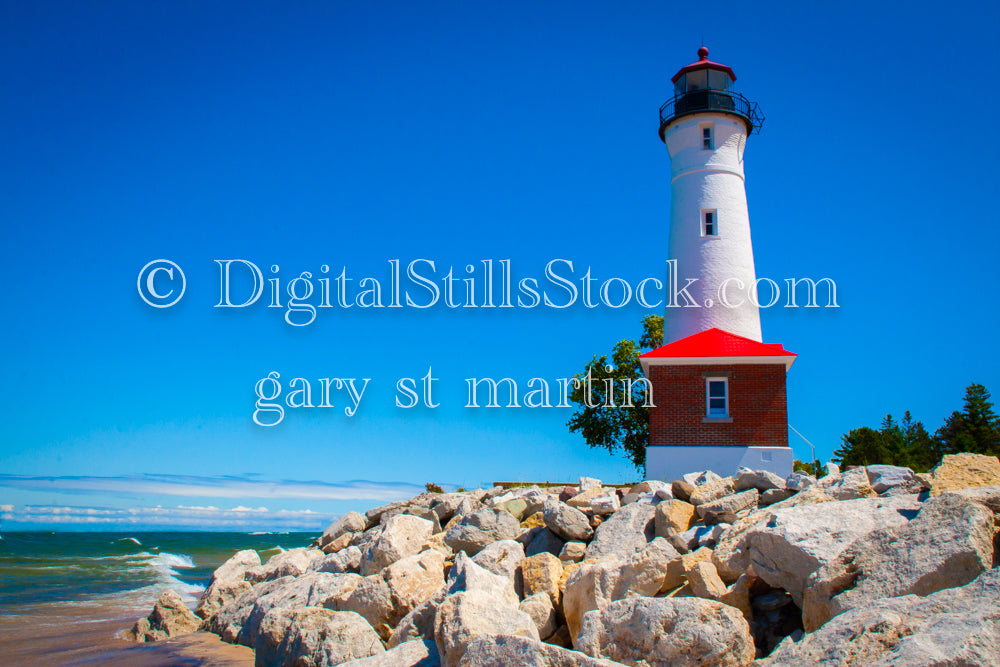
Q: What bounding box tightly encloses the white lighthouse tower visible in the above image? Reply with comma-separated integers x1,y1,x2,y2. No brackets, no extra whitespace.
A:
640,47,796,482
661,46,764,344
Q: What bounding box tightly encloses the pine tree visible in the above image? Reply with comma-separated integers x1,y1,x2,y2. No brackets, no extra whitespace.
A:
935,383,1000,456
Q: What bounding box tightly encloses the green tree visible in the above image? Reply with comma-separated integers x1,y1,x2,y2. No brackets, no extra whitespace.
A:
899,410,937,472
832,426,890,467
935,383,1000,456
567,315,662,470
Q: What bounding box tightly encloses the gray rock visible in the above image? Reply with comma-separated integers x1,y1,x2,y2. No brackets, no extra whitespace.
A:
124,589,202,642
760,488,793,506
434,590,539,667
818,466,877,500
447,551,519,606
743,494,923,605
471,539,525,579
576,596,755,667
678,524,728,550
579,477,603,491
312,545,362,574
361,514,435,575
458,634,623,666
802,492,995,630
543,501,594,542
241,571,362,647
341,639,440,667
559,541,587,563
865,464,921,494
444,508,520,556
785,472,816,491
689,477,737,506
683,470,722,487
387,589,448,649
210,576,293,644
255,608,384,667
696,488,759,524
760,568,1000,667
196,549,260,620
246,547,319,583
526,528,566,558
584,502,655,561
734,469,785,492
321,511,369,547
628,480,671,496
519,592,558,639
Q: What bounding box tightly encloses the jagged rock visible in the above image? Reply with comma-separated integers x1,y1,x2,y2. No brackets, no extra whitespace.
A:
720,573,752,618
734,469,785,492
323,531,357,554
589,493,621,516
678,524,728,550
683,470,722,487
387,589,448,649
526,528,566,558
360,514,435,575
196,549,260,620
741,495,923,605
543,501,594,542
925,453,1000,496
210,576,293,644
559,541,586,563
760,488,793,506
434,590,539,667
697,489,759,524
689,477,737,506
519,552,564,607
579,477,602,491
584,502,655,560
445,508,520,556
865,464,920,494
802,492,994,630
616,538,678,598
629,480,671,496
519,593,558,639
562,555,623,641
759,568,1000,667
240,572,363,647
447,551,519,607
246,548,319,583
125,589,202,642
341,639,440,666
366,493,436,525
321,511,369,547
496,498,530,521
784,472,815,491
255,608,384,667
566,488,605,510
671,480,695,502
818,466,877,500
472,539,525,579
458,634,622,666
686,561,728,600
312,545,362,574
662,546,712,592
655,499,696,535
337,549,445,641
521,511,546,530
576,597,755,667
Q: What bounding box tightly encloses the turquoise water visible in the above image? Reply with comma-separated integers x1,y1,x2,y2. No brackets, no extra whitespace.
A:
0,531,317,613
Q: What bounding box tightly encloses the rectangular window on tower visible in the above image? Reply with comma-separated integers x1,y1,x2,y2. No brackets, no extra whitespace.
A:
702,210,717,237
702,125,713,150
705,378,729,418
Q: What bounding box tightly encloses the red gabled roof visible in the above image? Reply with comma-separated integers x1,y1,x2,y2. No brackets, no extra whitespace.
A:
640,328,796,371
671,46,737,84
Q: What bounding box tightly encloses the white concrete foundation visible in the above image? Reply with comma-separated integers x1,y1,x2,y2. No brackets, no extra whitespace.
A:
646,445,793,482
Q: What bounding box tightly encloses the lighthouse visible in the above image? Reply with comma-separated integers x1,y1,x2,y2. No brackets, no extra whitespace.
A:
641,47,796,481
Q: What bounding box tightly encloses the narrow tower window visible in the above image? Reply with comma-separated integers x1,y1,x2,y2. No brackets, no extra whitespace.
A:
702,210,717,236
702,125,713,150
706,378,729,417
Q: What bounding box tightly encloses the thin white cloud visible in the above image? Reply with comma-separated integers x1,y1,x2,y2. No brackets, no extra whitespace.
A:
0,474,423,501
4,504,332,530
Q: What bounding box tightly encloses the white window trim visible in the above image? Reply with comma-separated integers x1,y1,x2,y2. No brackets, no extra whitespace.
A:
705,377,729,418
701,209,718,238
700,122,714,150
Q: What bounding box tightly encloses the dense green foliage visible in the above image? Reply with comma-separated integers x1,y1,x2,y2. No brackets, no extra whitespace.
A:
833,383,1000,472
793,459,828,478
567,315,662,470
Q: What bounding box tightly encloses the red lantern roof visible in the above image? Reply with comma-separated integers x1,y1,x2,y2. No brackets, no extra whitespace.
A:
671,46,737,84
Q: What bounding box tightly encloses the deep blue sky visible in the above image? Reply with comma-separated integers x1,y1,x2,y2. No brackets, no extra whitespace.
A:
2,1,998,529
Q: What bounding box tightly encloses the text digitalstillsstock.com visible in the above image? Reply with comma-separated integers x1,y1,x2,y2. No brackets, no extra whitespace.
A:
136,257,838,425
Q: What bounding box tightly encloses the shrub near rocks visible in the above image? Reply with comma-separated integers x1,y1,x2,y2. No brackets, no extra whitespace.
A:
127,458,1000,666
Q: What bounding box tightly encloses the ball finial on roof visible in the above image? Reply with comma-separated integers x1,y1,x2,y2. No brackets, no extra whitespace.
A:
697,46,709,60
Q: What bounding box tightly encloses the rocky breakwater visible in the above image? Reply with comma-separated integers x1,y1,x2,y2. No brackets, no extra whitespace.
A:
126,452,1000,666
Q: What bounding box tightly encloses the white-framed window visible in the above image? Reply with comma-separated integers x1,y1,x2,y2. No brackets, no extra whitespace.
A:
702,209,718,237
705,377,729,417
701,123,713,150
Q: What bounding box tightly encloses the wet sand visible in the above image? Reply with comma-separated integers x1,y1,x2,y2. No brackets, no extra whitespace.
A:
0,600,253,666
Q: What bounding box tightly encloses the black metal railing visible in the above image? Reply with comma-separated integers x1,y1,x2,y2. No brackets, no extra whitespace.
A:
658,90,764,138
